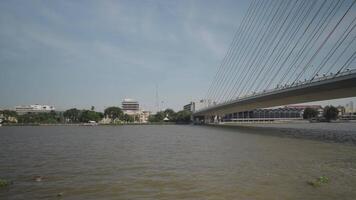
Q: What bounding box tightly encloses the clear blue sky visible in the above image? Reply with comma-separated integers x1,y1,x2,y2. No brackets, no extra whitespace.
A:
0,0,355,111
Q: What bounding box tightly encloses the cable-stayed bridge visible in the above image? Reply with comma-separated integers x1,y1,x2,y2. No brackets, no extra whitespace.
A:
193,0,356,121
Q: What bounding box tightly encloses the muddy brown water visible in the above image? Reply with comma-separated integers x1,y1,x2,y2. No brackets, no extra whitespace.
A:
1,125,356,199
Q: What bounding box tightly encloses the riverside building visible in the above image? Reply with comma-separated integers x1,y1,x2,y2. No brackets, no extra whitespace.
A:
122,99,150,123
15,104,55,115
122,99,140,115
222,105,323,122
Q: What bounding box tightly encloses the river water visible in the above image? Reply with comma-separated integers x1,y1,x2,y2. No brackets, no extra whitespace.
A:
1,125,356,199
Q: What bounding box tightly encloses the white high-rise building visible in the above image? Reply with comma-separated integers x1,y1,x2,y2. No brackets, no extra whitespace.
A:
122,99,150,123
122,99,140,115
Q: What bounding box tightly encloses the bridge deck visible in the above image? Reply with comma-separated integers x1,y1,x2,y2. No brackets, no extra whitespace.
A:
194,71,356,116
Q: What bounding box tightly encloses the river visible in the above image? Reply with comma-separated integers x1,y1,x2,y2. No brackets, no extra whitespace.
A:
1,125,356,199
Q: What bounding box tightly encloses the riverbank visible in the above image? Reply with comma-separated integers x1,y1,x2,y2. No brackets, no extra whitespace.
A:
207,122,356,145
0,122,182,126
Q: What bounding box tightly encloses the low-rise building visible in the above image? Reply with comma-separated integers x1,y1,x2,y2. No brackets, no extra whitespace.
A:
337,106,346,116
286,105,323,117
223,107,304,121
140,110,151,123
15,104,55,115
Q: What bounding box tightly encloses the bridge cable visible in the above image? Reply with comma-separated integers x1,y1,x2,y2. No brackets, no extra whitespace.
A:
247,0,318,95
207,0,262,103
275,0,342,87
267,0,343,90
310,17,356,81
237,0,312,98
204,0,256,102
232,0,299,99
291,0,356,85
220,0,292,102
217,0,288,102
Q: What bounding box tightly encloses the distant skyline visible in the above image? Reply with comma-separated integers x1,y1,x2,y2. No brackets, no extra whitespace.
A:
0,0,355,112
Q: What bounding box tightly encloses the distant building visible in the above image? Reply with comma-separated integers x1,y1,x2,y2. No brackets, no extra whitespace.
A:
122,98,150,123
140,110,151,123
337,106,346,116
184,100,207,113
122,99,140,115
163,114,170,121
285,105,323,117
224,107,303,121
183,102,194,112
223,105,324,121
345,101,354,113
15,104,55,115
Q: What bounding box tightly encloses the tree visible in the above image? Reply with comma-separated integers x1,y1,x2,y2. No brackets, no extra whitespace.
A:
175,110,192,123
148,111,167,122
104,107,123,120
91,106,95,111
17,112,60,124
0,110,17,118
0,110,17,123
79,110,103,122
122,114,134,123
63,108,80,123
148,115,159,122
163,109,176,121
323,105,339,121
303,108,319,119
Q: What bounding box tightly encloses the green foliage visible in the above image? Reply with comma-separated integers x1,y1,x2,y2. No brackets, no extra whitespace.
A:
323,105,339,121
122,114,134,123
164,109,176,120
63,108,80,123
148,111,165,122
0,179,10,188
79,110,103,122
17,112,60,124
0,110,17,117
303,108,319,119
0,110,18,123
64,108,104,123
175,110,192,123
307,176,329,187
104,107,123,120
148,109,192,124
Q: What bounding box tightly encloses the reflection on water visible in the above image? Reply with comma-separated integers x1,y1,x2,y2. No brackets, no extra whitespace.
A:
1,125,356,199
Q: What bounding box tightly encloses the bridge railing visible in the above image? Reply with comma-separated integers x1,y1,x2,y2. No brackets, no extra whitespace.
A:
196,68,356,113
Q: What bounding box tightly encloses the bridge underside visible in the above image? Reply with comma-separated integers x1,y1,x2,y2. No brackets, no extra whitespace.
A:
194,73,356,117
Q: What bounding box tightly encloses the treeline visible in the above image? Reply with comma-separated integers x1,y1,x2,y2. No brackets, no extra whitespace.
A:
1,106,192,124
148,109,192,123
0,110,17,123
18,111,62,124
303,105,339,121
64,107,135,123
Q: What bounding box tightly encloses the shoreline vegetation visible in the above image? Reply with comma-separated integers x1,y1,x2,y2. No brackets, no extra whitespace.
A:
1,122,181,126
0,107,192,125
